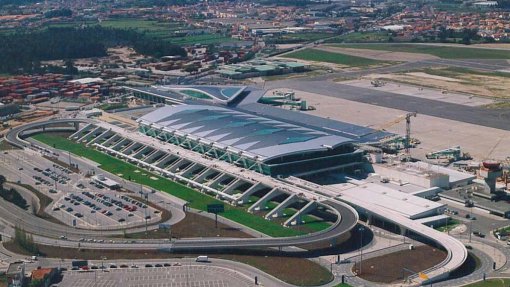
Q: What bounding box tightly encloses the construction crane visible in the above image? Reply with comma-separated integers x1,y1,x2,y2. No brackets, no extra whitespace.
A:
403,112,417,160
360,111,417,159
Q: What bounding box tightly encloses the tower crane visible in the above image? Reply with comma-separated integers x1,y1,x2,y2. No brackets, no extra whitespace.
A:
360,111,417,159
403,112,417,159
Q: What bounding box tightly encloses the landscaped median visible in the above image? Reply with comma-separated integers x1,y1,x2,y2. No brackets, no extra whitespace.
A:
32,133,317,237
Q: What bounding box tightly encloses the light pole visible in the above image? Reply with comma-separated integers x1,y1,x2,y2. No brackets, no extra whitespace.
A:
101,256,106,272
358,226,365,276
469,206,473,243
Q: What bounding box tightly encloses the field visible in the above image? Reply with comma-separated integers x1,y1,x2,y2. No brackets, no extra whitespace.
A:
463,278,510,287
267,32,335,44
353,245,447,283
47,18,184,38
420,67,510,79
283,48,388,67
0,139,18,151
325,31,392,43
333,43,510,59
31,133,329,237
45,18,234,46
368,67,510,99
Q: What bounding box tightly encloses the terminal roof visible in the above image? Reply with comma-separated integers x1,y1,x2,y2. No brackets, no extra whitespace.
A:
138,105,355,162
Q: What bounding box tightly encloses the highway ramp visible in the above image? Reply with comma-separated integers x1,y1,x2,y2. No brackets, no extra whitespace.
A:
4,119,359,250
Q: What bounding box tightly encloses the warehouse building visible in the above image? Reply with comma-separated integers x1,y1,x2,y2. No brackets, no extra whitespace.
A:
217,60,308,79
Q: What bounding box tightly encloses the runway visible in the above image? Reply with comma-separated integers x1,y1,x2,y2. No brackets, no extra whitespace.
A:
264,79,510,131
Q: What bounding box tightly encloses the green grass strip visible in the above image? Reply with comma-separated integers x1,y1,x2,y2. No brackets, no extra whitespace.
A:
332,43,510,59
32,133,307,237
284,48,389,67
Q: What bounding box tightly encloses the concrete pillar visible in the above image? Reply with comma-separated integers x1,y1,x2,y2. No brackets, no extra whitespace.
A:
248,189,284,212
265,194,299,220
86,129,111,146
194,168,217,183
69,123,93,140
111,138,129,151
236,183,268,205
221,179,245,195
284,201,318,226
367,214,373,226
181,163,203,178
77,126,101,143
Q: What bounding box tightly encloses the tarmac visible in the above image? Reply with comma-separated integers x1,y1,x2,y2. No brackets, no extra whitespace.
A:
267,88,510,161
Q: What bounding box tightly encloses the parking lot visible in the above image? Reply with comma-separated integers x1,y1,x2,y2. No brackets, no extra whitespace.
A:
50,191,161,229
32,163,72,193
58,264,255,287
0,149,162,229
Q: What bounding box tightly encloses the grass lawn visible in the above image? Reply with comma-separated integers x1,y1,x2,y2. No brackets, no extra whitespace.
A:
435,219,461,232
0,139,18,151
268,32,335,44
420,67,510,79
333,43,510,59
31,133,311,237
326,31,391,43
97,103,128,111
47,19,184,35
284,48,388,67
334,284,353,287
168,34,236,45
45,18,234,46
463,278,510,287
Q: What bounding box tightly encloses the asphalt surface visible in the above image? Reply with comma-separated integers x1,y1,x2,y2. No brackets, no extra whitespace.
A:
2,119,359,250
264,79,510,131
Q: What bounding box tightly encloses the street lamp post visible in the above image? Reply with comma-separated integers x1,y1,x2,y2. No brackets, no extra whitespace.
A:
469,207,473,243
358,226,365,276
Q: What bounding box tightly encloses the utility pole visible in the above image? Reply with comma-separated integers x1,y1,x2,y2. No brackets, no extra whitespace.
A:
358,226,365,275
469,207,473,243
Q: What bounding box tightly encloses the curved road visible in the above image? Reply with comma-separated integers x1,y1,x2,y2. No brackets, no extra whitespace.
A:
3,119,359,250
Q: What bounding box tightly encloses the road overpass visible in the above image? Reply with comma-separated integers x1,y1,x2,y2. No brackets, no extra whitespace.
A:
5,118,468,285
3,119,359,248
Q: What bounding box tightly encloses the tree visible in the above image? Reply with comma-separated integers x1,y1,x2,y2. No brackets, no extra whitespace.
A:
0,26,185,74
438,26,448,42
64,60,78,75
0,175,5,188
14,226,38,254
499,0,510,8
183,64,199,73
44,8,72,18
29,279,43,287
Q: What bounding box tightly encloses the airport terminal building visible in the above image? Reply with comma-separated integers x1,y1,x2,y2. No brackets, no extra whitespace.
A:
137,105,364,176
129,84,396,176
